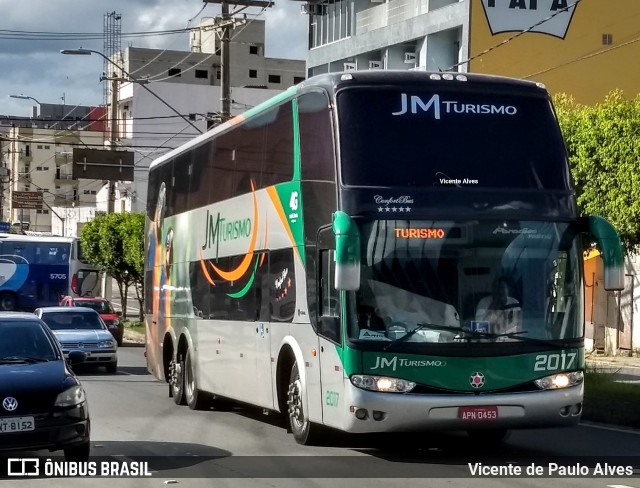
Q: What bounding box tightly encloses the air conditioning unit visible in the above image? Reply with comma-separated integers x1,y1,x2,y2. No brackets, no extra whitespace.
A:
369,60,382,70
301,3,325,15
404,52,417,64
343,62,356,71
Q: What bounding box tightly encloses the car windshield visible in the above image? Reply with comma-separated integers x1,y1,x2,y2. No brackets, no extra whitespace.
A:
0,321,58,361
79,300,114,314
41,311,105,331
348,219,583,348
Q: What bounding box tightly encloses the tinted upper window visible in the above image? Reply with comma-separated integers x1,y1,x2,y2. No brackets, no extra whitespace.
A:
77,300,114,313
338,87,570,190
299,91,336,182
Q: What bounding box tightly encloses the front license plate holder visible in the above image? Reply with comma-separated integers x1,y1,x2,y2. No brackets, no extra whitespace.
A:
458,406,498,421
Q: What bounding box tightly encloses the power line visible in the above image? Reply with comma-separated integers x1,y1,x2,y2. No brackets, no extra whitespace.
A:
448,0,583,71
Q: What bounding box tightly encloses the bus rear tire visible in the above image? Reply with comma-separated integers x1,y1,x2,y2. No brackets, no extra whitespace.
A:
287,362,322,445
170,354,186,406
185,348,211,410
0,291,17,311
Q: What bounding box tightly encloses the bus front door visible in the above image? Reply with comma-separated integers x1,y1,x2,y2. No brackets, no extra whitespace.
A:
318,250,345,428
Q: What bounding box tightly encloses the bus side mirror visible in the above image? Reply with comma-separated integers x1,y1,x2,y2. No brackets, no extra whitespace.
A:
586,215,624,291
332,211,360,291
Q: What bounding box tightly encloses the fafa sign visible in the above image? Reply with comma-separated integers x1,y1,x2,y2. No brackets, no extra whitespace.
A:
481,0,579,39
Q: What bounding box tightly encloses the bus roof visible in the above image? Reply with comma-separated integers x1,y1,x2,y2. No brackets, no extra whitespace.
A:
0,233,76,243
147,70,550,173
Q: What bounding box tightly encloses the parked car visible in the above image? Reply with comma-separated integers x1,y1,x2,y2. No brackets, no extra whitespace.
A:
59,296,124,346
0,312,90,461
34,307,118,373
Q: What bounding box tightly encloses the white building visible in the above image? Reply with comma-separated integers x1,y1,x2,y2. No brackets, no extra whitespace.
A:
306,0,468,75
111,18,305,212
2,126,106,234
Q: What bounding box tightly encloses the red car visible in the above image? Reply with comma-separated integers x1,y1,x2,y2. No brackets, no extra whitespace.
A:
59,296,124,346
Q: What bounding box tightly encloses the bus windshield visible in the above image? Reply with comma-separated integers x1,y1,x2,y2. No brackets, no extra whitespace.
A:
350,220,583,346
337,87,570,190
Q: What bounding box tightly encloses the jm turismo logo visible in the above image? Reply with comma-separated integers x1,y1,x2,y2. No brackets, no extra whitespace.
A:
371,356,446,371
392,94,518,119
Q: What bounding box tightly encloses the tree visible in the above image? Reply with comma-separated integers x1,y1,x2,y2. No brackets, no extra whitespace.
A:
554,90,640,254
80,212,145,320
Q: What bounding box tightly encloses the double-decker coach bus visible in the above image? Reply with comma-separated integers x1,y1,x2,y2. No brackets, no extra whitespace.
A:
0,234,101,311
145,71,624,444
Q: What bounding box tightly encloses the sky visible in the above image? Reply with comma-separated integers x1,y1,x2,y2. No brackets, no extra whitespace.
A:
0,0,308,116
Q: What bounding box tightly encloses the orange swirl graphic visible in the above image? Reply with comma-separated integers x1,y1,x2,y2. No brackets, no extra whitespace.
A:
210,180,259,281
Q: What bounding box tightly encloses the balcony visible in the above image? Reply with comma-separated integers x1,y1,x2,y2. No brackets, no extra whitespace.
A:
53,192,79,205
55,173,76,183
18,171,31,180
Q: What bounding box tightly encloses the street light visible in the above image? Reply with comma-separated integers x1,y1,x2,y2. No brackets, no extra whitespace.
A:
9,94,41,117
60,48,203,134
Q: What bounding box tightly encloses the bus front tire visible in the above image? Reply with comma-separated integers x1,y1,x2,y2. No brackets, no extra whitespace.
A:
0,292,17,311
170,355,186,405
287,362,321,445
185,348,211,410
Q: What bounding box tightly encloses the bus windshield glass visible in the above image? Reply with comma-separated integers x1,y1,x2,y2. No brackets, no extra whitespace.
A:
337,87,570,189
350,220,583,346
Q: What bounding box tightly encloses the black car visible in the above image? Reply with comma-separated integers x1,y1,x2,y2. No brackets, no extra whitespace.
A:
0,312,90,461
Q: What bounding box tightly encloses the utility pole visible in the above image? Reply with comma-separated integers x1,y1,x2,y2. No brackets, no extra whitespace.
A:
108,75,118,214
203,0,273,123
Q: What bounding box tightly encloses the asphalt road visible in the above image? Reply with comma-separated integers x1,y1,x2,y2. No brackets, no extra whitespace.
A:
2,346,640,487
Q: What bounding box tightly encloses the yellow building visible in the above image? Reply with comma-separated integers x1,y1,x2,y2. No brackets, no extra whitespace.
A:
469,0,640,104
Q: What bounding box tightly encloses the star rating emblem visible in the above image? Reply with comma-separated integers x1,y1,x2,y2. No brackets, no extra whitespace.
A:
470,372,485,389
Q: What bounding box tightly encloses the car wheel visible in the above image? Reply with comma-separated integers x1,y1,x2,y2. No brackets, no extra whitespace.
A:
170,354,186,405
0,291,17,311
106,360,118,374
185,349,211,410
287,362,322,445
64,440,90,462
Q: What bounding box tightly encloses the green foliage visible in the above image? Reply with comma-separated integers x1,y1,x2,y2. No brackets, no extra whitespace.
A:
554,91,640,254
80,212,145,319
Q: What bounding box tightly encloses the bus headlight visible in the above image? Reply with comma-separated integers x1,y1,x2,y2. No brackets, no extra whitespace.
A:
350,375,416,393
534,371,583,390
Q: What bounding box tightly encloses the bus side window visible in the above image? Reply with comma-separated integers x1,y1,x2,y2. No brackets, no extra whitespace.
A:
319,250,340,344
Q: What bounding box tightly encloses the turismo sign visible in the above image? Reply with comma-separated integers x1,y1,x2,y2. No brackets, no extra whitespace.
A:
481,0,579,39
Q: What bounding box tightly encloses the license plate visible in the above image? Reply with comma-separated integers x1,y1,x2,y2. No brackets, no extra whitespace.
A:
459,406,498,421
0,416,35,433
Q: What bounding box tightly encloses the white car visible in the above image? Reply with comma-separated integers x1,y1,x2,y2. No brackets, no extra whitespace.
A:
34,306,118,373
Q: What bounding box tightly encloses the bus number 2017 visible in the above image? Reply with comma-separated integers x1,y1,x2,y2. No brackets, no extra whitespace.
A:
534,352,577,371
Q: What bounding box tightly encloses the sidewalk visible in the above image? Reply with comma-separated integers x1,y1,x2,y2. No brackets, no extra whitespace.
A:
585,351,640,370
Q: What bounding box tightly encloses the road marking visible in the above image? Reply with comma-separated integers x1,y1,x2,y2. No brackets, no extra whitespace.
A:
581,422,640,435
607,485,636,488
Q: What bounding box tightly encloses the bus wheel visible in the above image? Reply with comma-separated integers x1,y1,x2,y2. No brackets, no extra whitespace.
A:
0,292,17,311
287,362,321,445
169,355,186,405
185,348,211,410
467,429,510,444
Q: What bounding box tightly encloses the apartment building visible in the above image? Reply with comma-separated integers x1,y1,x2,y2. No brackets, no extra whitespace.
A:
1,126,105,234
110,18,306,211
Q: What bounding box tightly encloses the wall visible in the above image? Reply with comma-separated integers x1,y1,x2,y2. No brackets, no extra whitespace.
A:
469,0,640,104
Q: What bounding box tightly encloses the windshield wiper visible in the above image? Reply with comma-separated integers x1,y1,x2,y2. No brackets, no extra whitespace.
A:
383,323,460,351
0,356,50,364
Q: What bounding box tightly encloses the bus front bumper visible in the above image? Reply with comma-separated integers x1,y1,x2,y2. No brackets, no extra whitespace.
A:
340,383,583,433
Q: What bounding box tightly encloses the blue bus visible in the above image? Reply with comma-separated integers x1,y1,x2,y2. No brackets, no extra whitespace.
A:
0,234,101,311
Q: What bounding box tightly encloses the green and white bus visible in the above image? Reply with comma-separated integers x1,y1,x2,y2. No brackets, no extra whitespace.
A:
144,71,624,444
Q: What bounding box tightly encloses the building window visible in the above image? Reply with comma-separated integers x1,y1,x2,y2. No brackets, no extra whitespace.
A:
249,69,258,78
37,145,43,149
268,74,281,84
216,70,221,80
195,69,208,79
168,68,182,77
83,190,97,195
602,34,613,45
294,76,305,85
36,209,50,215
215,47,221,56
249,45,259,55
